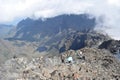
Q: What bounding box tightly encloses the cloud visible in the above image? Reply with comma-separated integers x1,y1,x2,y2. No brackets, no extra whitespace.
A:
0,0,93,22
0,0,120,40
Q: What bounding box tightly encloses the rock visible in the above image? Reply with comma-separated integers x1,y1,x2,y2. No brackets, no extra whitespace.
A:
99,39,120,54
43,69,51,79
72,72,80,80
0,48,120,80
59,31,110,52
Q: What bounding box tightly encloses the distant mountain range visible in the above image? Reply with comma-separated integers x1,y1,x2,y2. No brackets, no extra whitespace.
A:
8,14,96,41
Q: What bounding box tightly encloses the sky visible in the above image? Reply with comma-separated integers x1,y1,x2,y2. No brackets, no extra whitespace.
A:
0,0,120,40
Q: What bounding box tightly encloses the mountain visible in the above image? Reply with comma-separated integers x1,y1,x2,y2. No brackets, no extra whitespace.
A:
58,31,110,53
0,14,120,80
36,30,110,53
0,24,13,38
8,14,95,41
5,14,112,54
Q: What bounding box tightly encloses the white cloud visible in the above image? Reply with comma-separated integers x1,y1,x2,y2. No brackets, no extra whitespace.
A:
0,0,120,40
0,0,93,23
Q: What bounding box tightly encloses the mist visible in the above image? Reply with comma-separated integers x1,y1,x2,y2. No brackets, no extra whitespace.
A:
0,0,120,40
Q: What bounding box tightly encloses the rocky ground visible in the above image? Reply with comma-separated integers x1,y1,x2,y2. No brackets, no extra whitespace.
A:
0,48,120,80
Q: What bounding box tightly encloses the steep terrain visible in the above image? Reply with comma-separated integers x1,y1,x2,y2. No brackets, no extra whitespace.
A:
99,40,120,54
58,31,110,52
0,48,120,80
6,14,111,53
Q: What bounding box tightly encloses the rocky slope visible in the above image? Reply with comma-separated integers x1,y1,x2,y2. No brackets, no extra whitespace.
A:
0,30,111,64
0,48,120,80
99,40,120,54
0,39,47,64
59,31,110,52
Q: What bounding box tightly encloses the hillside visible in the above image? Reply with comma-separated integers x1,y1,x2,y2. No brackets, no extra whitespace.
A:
0,48,120,80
